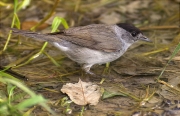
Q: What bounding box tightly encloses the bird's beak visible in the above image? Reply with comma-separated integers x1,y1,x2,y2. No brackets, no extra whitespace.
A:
139,34,152,42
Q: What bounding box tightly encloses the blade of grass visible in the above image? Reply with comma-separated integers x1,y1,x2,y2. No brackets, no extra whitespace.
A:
7,84,16,105
157,42,180,80
14,95,46,110
43,51,61,66
17,0,31,10
30,0,60,31
14,42,48,68
3,0,21,51
51,17,69,31
0,78,55,115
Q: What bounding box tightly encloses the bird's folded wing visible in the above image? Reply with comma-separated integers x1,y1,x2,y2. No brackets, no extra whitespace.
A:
50,24,122,53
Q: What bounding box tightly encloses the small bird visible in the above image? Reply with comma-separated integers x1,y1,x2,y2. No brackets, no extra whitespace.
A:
12,23,150,75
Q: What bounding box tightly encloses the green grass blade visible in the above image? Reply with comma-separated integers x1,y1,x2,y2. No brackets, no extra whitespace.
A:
157,42,180,80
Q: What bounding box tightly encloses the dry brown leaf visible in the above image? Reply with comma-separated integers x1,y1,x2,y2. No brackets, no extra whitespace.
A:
61,79,101,105
21,21,49,30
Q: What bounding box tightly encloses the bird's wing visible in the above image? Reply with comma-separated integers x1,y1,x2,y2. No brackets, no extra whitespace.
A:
49,24,122,52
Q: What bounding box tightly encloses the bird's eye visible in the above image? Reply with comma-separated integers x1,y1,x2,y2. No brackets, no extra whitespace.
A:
131,31,138,37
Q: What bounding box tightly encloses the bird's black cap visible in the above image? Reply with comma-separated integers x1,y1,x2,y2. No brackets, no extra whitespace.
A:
117,23,142,35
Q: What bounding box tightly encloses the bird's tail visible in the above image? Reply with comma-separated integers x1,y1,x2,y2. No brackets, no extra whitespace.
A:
11,28,58,42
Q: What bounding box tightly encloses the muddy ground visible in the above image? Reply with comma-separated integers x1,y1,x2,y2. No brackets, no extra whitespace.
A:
0,0,180,116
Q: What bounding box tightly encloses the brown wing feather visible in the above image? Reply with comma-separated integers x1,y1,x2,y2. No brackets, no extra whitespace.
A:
49,24,122,52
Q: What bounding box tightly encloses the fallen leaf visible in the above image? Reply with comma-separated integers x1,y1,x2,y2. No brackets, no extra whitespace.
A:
61,79,101,105
102,90,127,99
21,21,49,30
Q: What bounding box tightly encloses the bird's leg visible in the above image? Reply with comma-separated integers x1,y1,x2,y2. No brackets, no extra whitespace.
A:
82,64,109,83
102,62,110,75
82,64,96,76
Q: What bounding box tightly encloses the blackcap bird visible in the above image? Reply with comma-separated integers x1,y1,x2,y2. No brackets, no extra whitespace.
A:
12,23,150,75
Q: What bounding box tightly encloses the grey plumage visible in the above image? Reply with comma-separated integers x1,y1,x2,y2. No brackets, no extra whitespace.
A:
11,23,150,74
